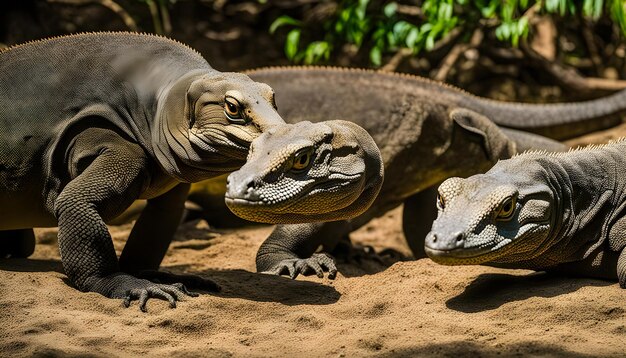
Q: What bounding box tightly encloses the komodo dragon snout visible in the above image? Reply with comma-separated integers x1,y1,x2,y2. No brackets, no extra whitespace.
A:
224,120,384,224
425,164,554,265
155,71,284,181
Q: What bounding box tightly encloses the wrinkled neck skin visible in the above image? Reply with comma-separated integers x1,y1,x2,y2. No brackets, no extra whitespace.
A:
319,120,384,222
495,150,625,269
152,69,247,182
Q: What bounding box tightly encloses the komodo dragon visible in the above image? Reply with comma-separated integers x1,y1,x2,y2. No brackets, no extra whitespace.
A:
425,140,626,287
228,66,626,279
0,32,292,311
226,120,384,278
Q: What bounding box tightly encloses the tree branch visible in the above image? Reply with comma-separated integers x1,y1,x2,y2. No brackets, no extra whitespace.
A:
521,40,626,93
433,28,483,82
380,48,413,72
47,0,139,32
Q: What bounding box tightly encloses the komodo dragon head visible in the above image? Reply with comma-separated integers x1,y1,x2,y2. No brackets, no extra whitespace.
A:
424,157,556,265
224,120,384,224
154,70,284,182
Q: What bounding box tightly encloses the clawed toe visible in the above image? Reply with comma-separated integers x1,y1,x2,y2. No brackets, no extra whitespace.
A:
122,282,197,312
263,253,338,280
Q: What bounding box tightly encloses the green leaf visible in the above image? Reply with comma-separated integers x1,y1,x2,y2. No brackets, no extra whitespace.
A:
269,16,302,34
356,0,370,20
406,27,420,48
285,29,300,60
518,16,529,36
384,2,398,17
495,22,510,41
611,0,626,35
545,0,558,12
481,0,498,17
438,1,453,20
370,46,382,66
304,41,331,64
595,0,605,18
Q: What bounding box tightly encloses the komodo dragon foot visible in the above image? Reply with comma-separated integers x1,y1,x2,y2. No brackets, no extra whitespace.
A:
87,273,200,312
261,253,338,280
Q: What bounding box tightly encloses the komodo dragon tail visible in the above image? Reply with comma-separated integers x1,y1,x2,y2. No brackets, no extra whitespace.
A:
462,88,626,140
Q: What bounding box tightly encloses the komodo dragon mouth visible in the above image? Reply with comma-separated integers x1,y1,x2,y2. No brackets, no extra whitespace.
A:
225,172,363,210
425,223,551,265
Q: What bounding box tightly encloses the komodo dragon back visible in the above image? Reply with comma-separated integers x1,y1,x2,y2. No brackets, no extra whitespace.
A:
247,66,626,140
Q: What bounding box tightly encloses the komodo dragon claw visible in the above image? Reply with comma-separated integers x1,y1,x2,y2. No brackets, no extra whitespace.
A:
123,282,199,312
262,253,338,280
86,273,199,312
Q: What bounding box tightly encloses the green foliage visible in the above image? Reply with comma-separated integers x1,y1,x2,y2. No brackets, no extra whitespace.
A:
270,15,332,64
269,0,626,66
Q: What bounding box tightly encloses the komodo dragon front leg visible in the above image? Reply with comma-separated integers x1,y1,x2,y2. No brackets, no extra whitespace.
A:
118,183,219,290
119,183,190,274
56,128,205,311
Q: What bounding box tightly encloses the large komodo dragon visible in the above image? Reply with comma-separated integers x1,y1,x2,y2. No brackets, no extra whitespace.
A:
222,66,626,279
0,32,297,311
425,140,626,287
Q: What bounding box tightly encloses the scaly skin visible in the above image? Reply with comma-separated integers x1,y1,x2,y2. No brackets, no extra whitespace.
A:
426,141,626,287
0,32,287,311
225,120,383,224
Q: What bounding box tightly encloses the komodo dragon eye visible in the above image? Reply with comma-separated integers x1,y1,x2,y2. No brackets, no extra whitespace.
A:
436,194,445,210
292,149,312,171
496,196,516,221
224,96,245,123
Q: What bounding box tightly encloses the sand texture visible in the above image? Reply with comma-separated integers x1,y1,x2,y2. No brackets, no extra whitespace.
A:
2,126,626,357
1,206,625,357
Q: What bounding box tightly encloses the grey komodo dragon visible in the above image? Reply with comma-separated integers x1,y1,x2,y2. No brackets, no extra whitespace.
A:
426,140,626,287
0,32,289,310
226,66,626,278
226,120,384,277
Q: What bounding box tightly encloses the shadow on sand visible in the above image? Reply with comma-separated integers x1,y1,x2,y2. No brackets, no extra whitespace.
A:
165,264,341,306
0,258,63,274
0,259,340,306
378,340,594,357
446,271,614,313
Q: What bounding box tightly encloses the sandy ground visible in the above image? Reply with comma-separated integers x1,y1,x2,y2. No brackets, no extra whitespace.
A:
2,126,626,357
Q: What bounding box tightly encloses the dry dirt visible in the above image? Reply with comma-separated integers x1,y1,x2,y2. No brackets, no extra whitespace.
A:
2,127,626,357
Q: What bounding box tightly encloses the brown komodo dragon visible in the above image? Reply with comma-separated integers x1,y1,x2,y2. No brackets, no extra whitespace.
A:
221,66,626,279
0,32,296,311
426,140,626,287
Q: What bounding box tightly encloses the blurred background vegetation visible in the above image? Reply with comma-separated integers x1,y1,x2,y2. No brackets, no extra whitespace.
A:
1,0,626,101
